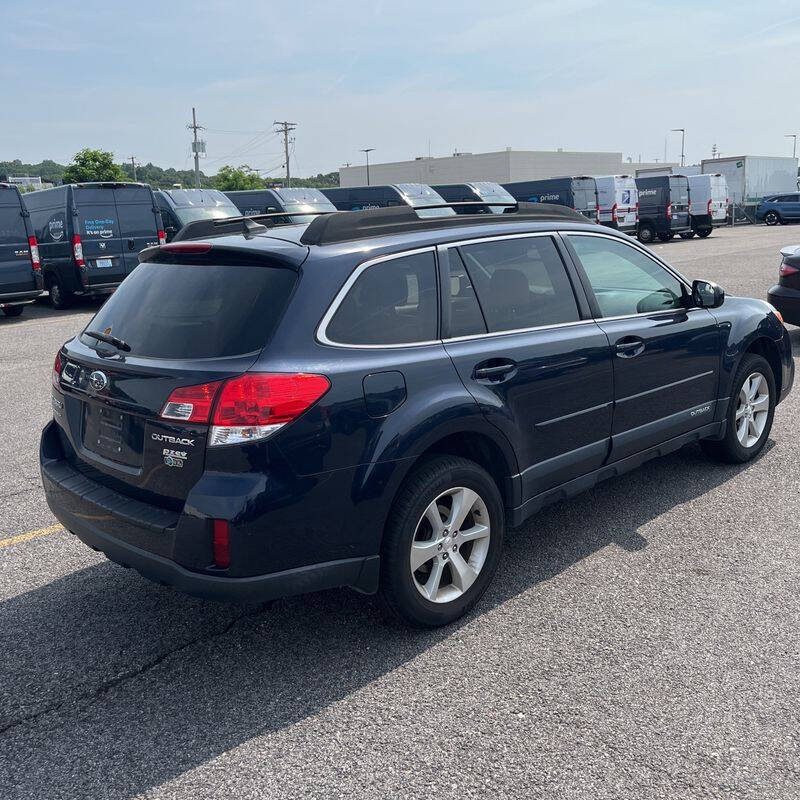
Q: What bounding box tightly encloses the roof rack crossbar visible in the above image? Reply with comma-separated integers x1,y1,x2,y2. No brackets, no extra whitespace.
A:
300,202,590,246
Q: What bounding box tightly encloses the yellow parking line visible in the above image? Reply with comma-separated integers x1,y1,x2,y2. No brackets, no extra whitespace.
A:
0,524,63,548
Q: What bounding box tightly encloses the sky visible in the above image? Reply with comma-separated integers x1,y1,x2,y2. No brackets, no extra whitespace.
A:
2,0,800,177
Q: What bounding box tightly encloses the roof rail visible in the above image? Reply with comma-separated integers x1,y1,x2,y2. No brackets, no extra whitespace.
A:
172,210,336,242
300,202,590,246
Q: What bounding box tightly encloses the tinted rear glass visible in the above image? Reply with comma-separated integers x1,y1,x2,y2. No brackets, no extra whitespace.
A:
0,199,26,245
117,203,158,237
669,178,689,204
82,262,297,359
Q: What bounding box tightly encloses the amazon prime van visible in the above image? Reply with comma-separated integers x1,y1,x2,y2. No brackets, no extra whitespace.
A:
24,183,163,308
156,189,239,242
634,175,691,244
225,187,337,224
502,177,598,221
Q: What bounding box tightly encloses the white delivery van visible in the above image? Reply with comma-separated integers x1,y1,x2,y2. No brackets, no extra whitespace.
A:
594,175,638,234
686,174,728,238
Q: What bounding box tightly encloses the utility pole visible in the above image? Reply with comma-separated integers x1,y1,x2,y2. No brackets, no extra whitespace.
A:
785,134,798,160
274,121,297,187
187,107,205,189
671,128,686,167
129,156,138,182
360,148,375,185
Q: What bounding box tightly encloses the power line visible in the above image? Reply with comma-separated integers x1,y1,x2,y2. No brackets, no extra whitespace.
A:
274,121,297,187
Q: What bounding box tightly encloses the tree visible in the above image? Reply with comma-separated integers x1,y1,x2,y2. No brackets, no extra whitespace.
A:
62,149,127,183
212,165,265,191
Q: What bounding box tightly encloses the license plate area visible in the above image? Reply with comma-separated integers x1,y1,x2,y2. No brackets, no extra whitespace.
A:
95,258,113,269
83,401,144,467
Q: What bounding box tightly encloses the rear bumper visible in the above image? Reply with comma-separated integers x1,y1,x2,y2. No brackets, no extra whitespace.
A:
0,289,43,305
40,420,380,602
768,284,800,327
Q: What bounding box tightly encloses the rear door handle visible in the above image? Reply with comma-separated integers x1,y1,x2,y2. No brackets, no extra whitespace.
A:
473,360,517,382
615,337,645,358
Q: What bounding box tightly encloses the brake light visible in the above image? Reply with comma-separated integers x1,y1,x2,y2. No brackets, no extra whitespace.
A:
52,352,63,389
28,235,41,272
158,229,166,246
160,242,212,254
707,199,713,216
780,262,800,277
611,203,618,223
595,203,600,222
666,203,673,220
635,202,639,218
210,373,330,447
212,519,231,569
160,380,224,423
72,234,85,267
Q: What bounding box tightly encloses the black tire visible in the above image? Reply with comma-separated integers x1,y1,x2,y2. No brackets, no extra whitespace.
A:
637,223,655,244
697,227,712,238
47,274,73,310
1,305,24,317
657,231,675,242
764,210,780,226
701,354,776,464
380,455,504,628
679,231,695,239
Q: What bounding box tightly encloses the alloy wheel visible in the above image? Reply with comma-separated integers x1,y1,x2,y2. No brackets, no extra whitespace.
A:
410,486,491,604
735,372,770,448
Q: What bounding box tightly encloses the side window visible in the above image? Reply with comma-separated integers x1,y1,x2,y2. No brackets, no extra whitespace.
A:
568,235,685,317
325,251,438,345
446,249,487,337
458,236,580,332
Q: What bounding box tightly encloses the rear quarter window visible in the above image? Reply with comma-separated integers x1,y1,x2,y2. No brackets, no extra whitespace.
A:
82,262,297,359
323,251,438,345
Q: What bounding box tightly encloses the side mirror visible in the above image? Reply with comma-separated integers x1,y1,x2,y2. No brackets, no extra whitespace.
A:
692,279,725,309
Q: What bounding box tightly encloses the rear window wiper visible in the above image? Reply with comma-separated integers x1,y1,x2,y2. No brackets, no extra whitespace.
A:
83,330,132,352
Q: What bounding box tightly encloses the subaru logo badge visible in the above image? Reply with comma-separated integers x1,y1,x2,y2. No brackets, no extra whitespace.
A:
88,371,108,392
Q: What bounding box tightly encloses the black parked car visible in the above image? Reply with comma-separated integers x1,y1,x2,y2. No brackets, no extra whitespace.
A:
767,245,800,325
23,183,164,308
42,204,794,627
0,183,43,317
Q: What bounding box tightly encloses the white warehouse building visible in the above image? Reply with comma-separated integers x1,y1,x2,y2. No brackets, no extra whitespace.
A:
339,148,676,187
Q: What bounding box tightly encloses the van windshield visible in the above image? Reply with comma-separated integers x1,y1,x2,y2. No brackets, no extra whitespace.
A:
395,184,456,217
471,182,515,213
81,262,297,359
174,205,240,224
275,188,337,223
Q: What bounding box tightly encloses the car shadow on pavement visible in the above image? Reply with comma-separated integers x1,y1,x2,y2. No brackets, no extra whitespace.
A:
0,441,771,798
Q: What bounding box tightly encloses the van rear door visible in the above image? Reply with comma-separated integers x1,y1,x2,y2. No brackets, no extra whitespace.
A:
73,186,126,287
113,185,161,276
0,187,35,297
669,177,690,228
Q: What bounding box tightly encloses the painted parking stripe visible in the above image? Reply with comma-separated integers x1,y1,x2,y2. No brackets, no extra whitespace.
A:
0,524,63,548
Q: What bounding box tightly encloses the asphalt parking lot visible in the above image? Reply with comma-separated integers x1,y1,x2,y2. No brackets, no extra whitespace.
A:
1,224,799,799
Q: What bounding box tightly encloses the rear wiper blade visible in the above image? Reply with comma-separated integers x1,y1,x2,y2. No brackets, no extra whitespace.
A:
83,330,132,352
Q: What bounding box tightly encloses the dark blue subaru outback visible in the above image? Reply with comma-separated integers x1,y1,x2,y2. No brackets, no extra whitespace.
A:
41,204,794,627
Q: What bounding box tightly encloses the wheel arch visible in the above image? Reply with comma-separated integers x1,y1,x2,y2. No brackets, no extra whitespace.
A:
743,336,783,398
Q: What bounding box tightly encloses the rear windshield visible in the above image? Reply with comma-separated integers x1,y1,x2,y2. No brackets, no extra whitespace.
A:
669,178,689,204
81,262,297,359
0,202,26,245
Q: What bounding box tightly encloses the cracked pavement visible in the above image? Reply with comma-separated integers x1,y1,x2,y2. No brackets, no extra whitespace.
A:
1,226,799,799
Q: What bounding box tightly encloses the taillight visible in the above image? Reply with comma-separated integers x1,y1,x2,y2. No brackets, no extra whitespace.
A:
52,352,63,389
28,236,41,272
72,234,85,267
666,203,673,219
707,199,713,216
595,203,600,222
160,380,224,423
212,519,231,569
635,202,639,218
210,373,330,447
780,262,800,277
611,203,618,223
158,229,166,246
